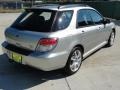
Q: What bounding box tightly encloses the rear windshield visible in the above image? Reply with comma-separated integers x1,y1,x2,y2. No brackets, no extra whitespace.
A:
11,9,56,32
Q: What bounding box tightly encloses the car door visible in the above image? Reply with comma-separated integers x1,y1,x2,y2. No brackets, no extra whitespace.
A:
76,9,102,53
88,9,107,43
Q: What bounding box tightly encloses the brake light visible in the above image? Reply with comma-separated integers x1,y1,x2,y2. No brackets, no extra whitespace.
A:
36,38,58,52
39,38,57,46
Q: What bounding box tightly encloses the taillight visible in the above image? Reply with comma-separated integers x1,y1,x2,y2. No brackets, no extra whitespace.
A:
36,38,58,52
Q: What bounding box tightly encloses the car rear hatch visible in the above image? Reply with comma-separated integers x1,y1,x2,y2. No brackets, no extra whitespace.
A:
5,9,57,51
5,27,49,51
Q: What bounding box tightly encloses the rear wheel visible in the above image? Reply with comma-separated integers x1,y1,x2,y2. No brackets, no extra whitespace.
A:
64,47,83,75
106,31,115,47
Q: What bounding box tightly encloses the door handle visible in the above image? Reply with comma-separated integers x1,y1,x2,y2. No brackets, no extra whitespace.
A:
98,27,102,30
82,30,85,33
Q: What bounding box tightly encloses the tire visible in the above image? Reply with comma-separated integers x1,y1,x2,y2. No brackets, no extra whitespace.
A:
64,47,83,75
106,31,115,47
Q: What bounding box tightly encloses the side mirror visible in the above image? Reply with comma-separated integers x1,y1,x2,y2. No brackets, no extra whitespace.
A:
103,18,111,24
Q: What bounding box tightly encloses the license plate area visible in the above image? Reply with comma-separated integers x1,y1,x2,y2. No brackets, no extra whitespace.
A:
12,52,22,63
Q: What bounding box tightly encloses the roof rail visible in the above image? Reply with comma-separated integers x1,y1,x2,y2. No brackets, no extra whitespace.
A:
58,4,88,9
32,2,89,9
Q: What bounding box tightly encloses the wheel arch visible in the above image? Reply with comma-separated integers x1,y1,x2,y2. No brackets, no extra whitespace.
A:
73,44,84,55
67,44,84,63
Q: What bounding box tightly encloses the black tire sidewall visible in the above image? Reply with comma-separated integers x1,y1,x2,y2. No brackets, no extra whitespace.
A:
64,47,83,75
108,31,115,47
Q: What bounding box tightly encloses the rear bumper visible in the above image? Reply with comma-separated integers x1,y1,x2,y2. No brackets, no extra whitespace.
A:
2,42,68,71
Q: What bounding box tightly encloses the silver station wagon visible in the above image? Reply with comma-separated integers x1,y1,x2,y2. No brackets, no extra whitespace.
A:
2,3,116,75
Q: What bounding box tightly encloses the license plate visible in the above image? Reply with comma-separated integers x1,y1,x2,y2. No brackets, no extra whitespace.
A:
12,53,22,63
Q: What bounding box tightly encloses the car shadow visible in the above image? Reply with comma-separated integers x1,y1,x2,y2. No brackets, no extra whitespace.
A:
0,54,65,90
82,47,102,61
82,44,110,61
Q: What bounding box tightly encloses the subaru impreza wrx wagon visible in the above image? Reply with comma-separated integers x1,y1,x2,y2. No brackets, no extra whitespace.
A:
2,3,116,75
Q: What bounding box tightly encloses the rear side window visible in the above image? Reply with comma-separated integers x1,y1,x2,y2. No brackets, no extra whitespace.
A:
88,9,103,24
12,9,56,32
77,9,94,28
54,10,73,31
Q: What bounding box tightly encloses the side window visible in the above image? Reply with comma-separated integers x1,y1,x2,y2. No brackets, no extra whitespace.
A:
77,9,93,28
55,11,73,30
88,10,103,24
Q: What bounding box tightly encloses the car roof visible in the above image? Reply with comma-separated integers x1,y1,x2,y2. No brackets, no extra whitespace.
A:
31,3,93,11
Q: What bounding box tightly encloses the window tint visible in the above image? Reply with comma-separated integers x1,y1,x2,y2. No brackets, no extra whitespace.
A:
77,9,93,28
12,9,56,32
54,11,73,30
88,10,103,24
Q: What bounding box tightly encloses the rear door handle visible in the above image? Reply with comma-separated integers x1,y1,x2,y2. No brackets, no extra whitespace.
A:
98,27,102,31
82,30,85,33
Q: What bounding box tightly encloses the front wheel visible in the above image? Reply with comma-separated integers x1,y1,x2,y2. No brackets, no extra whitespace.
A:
106,31,115,47
64,47,83,75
